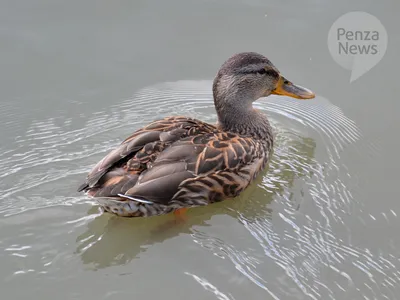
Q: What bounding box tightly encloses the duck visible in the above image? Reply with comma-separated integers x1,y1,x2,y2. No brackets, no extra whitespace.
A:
77,52,315,217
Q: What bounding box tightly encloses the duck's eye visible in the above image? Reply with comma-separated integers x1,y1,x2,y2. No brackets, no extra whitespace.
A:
257,69,278,77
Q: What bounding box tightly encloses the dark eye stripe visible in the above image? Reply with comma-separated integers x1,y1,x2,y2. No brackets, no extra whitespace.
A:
237,68,279,79
239,69,279,77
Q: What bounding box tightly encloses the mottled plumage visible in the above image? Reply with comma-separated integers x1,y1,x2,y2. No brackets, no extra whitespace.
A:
78,52,315,217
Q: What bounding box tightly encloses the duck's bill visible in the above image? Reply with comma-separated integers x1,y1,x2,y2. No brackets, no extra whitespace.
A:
272,76,315,100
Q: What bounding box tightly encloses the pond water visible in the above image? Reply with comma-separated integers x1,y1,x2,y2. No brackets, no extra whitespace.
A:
1,0,399,299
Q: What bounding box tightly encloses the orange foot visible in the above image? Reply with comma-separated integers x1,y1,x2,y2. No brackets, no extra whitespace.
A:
173,208,188,222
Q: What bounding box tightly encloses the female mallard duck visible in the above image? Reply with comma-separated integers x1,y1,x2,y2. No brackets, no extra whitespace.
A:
78,52,315,217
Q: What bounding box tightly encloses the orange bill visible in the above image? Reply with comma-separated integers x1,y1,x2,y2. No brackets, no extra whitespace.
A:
272,76,315,100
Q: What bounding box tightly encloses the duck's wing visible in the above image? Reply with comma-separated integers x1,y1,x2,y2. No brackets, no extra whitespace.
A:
118,132,267,205
77,116,216,193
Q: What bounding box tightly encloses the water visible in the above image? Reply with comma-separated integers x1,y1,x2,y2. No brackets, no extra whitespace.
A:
1,0,399,299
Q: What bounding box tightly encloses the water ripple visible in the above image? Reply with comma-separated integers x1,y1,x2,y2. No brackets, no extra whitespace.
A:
1,80,396,299
135,81,394,299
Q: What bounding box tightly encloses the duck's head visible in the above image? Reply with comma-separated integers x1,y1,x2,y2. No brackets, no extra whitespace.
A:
213,52,315,132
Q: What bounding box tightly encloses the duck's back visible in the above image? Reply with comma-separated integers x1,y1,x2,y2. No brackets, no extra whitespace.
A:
78,116,271,216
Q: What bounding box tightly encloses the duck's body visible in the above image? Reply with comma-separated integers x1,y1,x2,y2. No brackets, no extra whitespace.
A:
78,52,314,217
78,116,272,217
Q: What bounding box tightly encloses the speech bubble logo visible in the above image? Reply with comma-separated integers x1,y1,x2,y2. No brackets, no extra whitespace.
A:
328,12,388,82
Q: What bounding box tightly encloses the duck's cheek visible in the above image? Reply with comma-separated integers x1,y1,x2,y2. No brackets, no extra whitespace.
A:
260,88,274,98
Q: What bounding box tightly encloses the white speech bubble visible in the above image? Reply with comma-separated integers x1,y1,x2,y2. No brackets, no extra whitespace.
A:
328,11,388,82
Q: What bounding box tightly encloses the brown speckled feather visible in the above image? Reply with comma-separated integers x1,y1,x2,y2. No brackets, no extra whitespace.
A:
78,116,215,191
78,116,272,217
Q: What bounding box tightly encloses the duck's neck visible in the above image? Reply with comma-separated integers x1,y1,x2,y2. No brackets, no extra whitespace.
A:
214,96,272,140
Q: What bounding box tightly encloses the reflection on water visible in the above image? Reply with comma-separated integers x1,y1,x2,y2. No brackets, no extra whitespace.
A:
1,81,399,300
